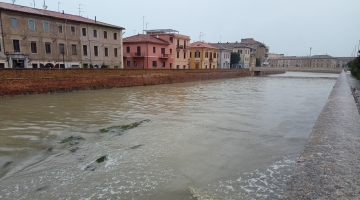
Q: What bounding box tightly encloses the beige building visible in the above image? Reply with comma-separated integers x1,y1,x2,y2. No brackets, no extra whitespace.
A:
211,42,252,68
269,55,338,68
240,38,269,66
145,29,191,69
0,2,124,69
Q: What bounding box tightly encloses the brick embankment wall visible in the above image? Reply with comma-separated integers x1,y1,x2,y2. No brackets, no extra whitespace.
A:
0,69,251,96
282,71,360,199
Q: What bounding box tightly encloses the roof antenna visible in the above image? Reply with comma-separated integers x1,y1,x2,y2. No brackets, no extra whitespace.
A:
11,0,15,4
78,4,84,16
43,0,48,10
32,0,35,7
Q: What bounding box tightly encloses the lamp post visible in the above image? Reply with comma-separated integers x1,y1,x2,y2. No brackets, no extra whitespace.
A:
61,50,65,68
355,45,358,58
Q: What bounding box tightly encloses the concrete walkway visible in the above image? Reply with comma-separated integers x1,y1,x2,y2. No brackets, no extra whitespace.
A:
282,71,360,199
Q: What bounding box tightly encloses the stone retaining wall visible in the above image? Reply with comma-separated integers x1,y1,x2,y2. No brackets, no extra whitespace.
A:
282,71,360,199
0,69,250,96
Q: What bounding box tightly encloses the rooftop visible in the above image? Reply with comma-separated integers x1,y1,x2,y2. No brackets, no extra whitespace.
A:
0,1,124,29
144,29,179,34
123,34,169,44
190,42,218,49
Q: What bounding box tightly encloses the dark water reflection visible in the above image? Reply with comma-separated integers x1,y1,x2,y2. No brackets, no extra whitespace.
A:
0,72,338,199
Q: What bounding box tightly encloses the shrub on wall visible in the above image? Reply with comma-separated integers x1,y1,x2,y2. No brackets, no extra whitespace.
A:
349,54,360,80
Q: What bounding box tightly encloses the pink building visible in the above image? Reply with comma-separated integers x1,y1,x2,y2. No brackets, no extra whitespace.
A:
123,34,173,69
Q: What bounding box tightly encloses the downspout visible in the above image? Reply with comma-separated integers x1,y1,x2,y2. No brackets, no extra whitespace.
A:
0,10,8,68
64,19,68,68
87,24,92,67
146,42,148,69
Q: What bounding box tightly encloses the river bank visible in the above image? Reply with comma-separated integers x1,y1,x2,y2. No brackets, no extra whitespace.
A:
0,69,255,97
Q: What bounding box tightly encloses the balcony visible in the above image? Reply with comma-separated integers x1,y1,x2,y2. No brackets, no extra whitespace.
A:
176,45,184,50
160,54,169,59
133,52,145,57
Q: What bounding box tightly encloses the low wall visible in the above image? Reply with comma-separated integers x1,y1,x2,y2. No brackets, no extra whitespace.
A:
0,69,251,96
282,72,360,199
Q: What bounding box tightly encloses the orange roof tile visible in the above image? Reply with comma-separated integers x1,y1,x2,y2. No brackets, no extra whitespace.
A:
189,42,218,49
123,34,169,44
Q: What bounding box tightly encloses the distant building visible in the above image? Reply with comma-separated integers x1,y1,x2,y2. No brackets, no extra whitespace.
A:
209,43,231,69
0,2,124,69
335,57,353,68
269,55,338,68
189,42,218,69
145,29,191,69
240,38,269,66
123,34,173,69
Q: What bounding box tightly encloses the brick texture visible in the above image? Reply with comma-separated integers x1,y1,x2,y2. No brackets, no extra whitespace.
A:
0,69,251,96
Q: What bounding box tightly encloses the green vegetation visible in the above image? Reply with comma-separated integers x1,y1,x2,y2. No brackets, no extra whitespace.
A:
349,54,360,80
96,155,108,163
230,52,240,67
99,120,150,134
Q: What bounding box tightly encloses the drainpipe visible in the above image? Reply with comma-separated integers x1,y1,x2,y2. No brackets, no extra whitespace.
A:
87,24,92,67
0,10,7,68
64,19,68,68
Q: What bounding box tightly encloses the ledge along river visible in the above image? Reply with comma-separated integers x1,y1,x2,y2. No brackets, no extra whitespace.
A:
0,72,339,200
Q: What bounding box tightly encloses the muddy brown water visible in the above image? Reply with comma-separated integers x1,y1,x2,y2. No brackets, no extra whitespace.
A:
0,72,339,200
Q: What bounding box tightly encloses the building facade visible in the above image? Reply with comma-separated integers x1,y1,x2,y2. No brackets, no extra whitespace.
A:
123,34,173,69
211,42,253,68
269,55,338,68
189,42,218,69
0,2,124,69
240,38,269,66
210,43,231,69
145,29,191,69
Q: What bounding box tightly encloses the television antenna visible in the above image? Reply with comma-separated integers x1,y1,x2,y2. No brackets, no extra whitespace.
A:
142,16,145,34
58,2,63,12
43,0,47,10
78,4,85,16
32,0,35,7
11,0,15,4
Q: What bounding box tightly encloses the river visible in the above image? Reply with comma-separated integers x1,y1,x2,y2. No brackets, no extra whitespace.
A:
0,72,339,200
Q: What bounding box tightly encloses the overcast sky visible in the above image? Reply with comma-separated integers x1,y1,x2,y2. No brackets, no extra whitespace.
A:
13,0,360,57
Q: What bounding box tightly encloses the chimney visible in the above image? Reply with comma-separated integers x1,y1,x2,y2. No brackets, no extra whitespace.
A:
95,16,97,23
236,41,238,43
62,10,64,14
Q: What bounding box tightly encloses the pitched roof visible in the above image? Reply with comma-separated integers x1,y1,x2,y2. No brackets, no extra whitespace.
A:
214,43,253,49
123,34,169,44
0,2,123,29
208,43,232,51
190,42,218,49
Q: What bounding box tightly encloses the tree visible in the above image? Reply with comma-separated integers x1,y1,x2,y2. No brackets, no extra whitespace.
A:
256,58,261,67
230,52,240,68
349,54,360,80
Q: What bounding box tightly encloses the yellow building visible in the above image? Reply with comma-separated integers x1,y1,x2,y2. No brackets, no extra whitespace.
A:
189,42,218,69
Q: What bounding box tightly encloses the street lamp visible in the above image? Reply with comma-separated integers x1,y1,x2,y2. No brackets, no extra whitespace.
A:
61,50,65,68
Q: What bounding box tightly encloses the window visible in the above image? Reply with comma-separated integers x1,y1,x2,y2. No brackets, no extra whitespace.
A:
114,48,118,57
169,37,173,43
72,44,77,55
114,33,117,40
83,64,88,68
13,40,20,52
105,47,108,57
32,64,38,68
45,43,51,54
176,65,179,69
11,18,17,28
170,49,172,54
183,65,186,69
43,22,50,32
126,47,130,53
170,63,172,68
58,25,63,33
184,52,186,59
177,52,179,58
93,29,97,37
104,31,107,39
161,48,165,54
196,64,199,69
152,61,157,67
94,46,98,56
133,61,137,67
28,20,35,30
161,62,165,67
30,42,37,53
83,45,88,56
82,28,86,36
153,47,156,53
126,61,130,67
71,26,75,35
59,43,65,53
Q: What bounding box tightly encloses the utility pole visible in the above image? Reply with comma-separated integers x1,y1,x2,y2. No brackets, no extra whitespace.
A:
199,32,202,41
142,16,145,34
146,22,149,31
310,47,312,56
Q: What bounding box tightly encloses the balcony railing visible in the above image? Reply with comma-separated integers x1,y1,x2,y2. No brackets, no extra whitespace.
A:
176,45,184,50
160,54,169,59
133,52,145,57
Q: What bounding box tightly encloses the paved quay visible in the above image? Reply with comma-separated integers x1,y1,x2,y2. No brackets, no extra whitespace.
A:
282,71,360,199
